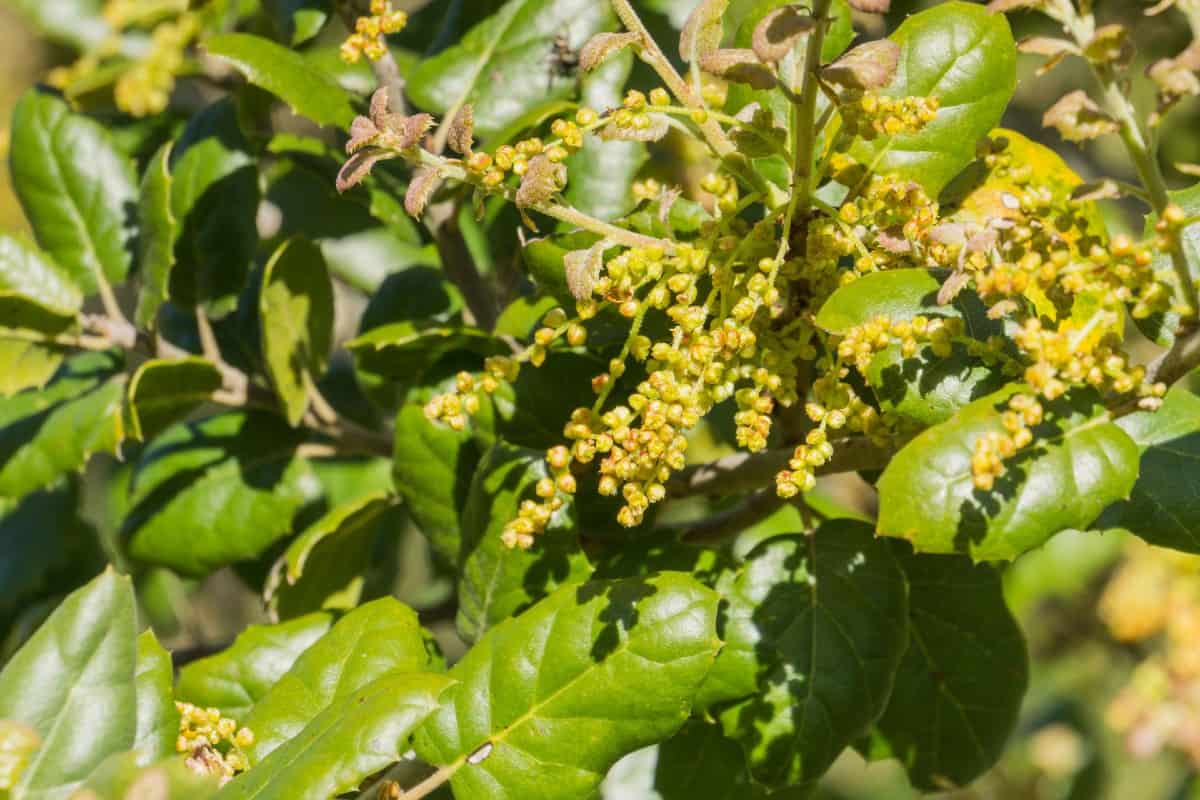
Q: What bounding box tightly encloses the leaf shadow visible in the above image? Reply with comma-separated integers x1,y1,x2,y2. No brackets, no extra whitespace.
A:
575,577,657,663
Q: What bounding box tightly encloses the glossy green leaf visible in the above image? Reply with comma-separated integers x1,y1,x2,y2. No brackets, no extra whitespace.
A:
259,237,335,426
457,443,592,643
407,0,615,138
133,630,179,765
263,0,330,45
521,230,601,304
72,753,220,800
700,522,908,789
122,411,321,577
9,90,137,296
814,268,993,337
393,381,494,563
241,597,441,764
0,340,65,398
265,491,396,619
125,357,223,441
0,485,102,633
867,342,1008,427
0,568,137,798
348,322,505,380
850,2,1017,195
653,720,757,800
217,672,454,800
1101,387,1200,552
205,33,357,128
863,551,1028,791
492,352,607,449
176,613,334,720
0,351,125,501
136,142,177,328
0,292,76,337
414,573,721,800
169,99,260,309
878,387,1139,561
0,234,82,314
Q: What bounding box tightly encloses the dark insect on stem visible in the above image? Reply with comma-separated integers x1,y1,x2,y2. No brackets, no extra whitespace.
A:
547,31,581,92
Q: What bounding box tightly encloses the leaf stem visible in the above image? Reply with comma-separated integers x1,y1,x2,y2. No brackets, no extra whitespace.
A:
790,0,834,231
401,764,456,800
1055,3,1200,318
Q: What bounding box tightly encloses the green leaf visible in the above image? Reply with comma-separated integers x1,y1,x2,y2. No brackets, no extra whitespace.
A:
265,491,397,619
814,268,993,337
9,89,137,296
0,234,83,314
216,672,455,800
122,411,321,577
653,720,757,800
169,99,260,309
521,230,601,305
241,597,441,765
864,551,1028,791
0,341,65,398
850,2,1017,196
867,342,1008,427
348,323,505,380
1100,387,1200,552
0,292,76,336
0,351,125,501
492,352,607,449
407,0,616,138
259,237,335,426
0,485,102,632
133,631,179,765
1139,183,1200,347
136,142,177,328
0,568,137,798
457,443,593,643
125,357,223,441
393,381,494,563
701,522,908,789
176,613,334,720
562,53,644,223
205,33,357,128
414,573,721,800
72,753,220,800
263,0,331,46
877,387,1139,561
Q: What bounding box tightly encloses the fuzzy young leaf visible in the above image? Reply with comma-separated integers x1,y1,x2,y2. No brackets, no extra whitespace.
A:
260,237,335,426
0,568,137,798
700,522,909,789
241,597,442,765
205,33,357,128
9,90,136,297
862,551,1028,791
850,2,1017,195
877,387,1139,561
457,443,593,643
176,613,334,719
414,573,721,800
